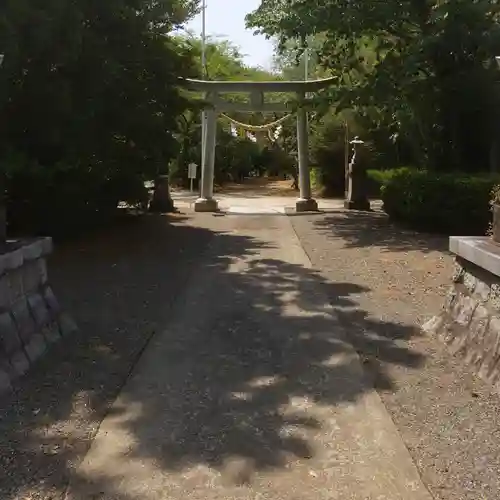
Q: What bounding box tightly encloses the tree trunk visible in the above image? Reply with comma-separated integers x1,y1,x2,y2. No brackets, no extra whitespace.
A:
291,166,299,190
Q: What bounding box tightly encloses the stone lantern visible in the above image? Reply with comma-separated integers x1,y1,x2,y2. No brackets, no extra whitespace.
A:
344,136,371,211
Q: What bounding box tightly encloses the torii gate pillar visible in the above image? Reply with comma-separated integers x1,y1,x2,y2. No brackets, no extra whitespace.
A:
183,77,335,213
195,107,218,212
296,92,318,212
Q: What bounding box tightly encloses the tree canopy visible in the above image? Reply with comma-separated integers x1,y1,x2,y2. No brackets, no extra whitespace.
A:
247,0,500,172
0,0,199,236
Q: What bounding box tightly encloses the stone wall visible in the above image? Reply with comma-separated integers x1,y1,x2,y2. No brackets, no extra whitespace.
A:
0,238,77,395
424,255,500,392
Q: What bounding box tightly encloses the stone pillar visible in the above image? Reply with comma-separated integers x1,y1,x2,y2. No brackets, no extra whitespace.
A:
201,110,207,186
195,107,218,212
295,94,318,212
0,205,5,243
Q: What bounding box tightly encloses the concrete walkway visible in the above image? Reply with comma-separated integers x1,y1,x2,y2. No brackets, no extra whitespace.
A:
171,191,347,214
66,213,432,500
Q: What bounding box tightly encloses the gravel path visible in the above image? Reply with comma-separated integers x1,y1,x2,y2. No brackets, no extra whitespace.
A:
0,213,220,500
290,208,500,500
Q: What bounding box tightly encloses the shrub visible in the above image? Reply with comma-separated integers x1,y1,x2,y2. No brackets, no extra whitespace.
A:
381,169,499,235
367,167,415,198
310,167,322,192
4,154,149,239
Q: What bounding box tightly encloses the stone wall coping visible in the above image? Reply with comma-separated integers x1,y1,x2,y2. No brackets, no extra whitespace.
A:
450,236,500,278
0,237,53,275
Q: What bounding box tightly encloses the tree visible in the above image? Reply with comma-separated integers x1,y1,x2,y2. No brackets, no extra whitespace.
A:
247,0,500,172
0,0,199,236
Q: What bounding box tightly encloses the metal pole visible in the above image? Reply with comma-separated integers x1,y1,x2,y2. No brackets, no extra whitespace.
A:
304,47,309,82
200,0,207,175
201,0,206,76
344,121,349,199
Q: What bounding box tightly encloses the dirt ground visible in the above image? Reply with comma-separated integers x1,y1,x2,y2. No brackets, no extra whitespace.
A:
214,177,299,197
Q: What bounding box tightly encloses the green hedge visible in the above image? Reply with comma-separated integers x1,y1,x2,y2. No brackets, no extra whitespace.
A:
367,167,415,197
381,169,498,235
4,155,149,240
312,165,414,198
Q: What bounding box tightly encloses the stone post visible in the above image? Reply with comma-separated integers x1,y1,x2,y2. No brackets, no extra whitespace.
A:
0,54,5,243
195,107,218,212
295,92,318,212
0,175,6,243
149,174,174,213
344,137,371,211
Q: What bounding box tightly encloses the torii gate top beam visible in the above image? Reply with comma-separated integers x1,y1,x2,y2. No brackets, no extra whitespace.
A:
182,76,336,94
181,76,336,113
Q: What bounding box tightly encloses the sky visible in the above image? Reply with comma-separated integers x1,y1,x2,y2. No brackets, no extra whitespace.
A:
185,0,275,70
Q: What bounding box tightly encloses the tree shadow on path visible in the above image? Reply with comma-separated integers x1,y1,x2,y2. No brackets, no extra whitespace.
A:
68,217,425,498
0,214,426,500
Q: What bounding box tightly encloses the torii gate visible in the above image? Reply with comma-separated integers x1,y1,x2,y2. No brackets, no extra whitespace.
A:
183,77,336,212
